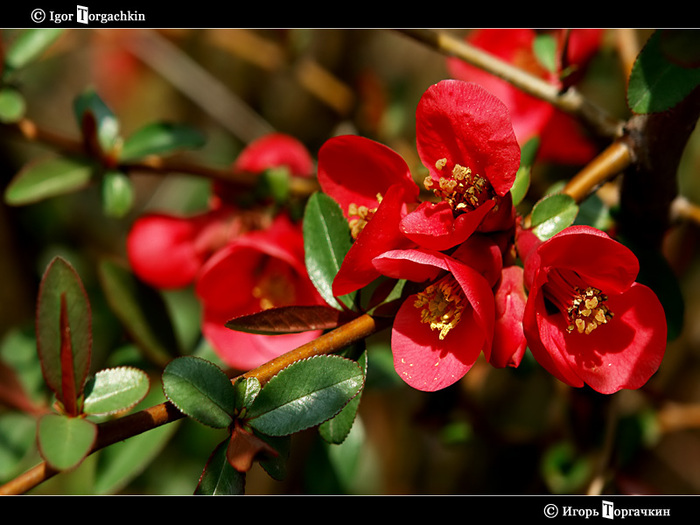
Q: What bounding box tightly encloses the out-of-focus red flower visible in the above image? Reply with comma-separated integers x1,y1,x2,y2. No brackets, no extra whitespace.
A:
317,134,420,297
447,29,603,165
400,80,521,252
195,213,326,371
126,206,240,289
518,225,667,394
372,235,501,391
127,132,313,289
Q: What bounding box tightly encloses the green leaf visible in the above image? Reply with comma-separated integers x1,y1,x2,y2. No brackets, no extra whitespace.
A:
195,439,246,495
101,170,134,218
530,193,579,241
3,28,64,72
4,156,94,206
247,355,365,437
319,351,367,445
0,412,37,480
36,257,92,416
533,34,558,73
83,367,150,416
97,259,180,367
628,30,700,114
0,87,26,123
73,89,120,154
119,122,206,161
511,137,538,206
303,192,355,310
232,376,261,416
540,441,593,494
162,356,236,429
37,413,97,471
255,167,291,204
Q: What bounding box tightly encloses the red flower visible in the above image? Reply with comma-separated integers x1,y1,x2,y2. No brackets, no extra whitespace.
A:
447,29,603,165
195,214,326,370
519,225,667,394
127,133,313,289
317,134,420,296
491,265,528,369
400,80,521,252
372,235,501,391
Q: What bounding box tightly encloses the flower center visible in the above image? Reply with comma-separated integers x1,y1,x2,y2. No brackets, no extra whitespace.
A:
424,158,495,213
543,269,614,335
413,275,466,340
252,258,297,311
348,193,383,239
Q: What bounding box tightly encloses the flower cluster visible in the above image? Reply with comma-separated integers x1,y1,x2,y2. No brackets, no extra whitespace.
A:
318,79,667,393
127,133,325,370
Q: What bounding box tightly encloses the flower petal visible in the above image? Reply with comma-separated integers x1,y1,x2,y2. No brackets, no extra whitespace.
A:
416,80,521,197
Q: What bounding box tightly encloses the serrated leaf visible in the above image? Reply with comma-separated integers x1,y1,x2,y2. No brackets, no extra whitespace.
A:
226,304,358,335
37,413,97,471
4,156,94,206
246,355,364,437
36,257,91,416
0,87,26,123
97,259,180,367
530,193,579,241
303,192,356,310
101,170,134,218
319,351,367,445
628,30,700,114
83,367,150,416
162,356,236,429
120,122,206,161
3,28,64,71
232,376,261,415
195,439,246,495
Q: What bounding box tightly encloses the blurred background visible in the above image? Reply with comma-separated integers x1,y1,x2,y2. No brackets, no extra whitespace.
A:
1,28,700,495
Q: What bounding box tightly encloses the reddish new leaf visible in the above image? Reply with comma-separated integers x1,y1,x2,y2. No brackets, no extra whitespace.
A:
36,257,92,416
225,305,359,335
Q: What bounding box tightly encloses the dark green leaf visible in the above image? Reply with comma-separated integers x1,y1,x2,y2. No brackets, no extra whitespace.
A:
319,351,367,445
37,413,97,471
162,356,236,429
101,170,134,218
3,29,64,71
540,441,592,494
628,30,700,114
97,259,180,367
195,439,246,495
247,355,364,436
4,156,94,206
303,192,355,310
0,87,26,123
120,122,206,161
36,257,92,415
530,193,579,241
232,376,261,416
83,367,150,416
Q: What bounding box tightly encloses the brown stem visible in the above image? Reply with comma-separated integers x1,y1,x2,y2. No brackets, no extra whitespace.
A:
395,28,625,140
0,313,388,495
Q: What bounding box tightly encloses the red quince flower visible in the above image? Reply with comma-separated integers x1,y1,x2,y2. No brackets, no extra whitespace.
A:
317,134,420,297
490,265,528,369
447,29,603,165
196,213,326,371
518,225,667,394
400,80,521,252
372,235,501,391
127,132,313,289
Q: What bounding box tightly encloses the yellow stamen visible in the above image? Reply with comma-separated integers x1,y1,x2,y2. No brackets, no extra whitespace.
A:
425,158,493,213
413,276,466,340
348,193,383,239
